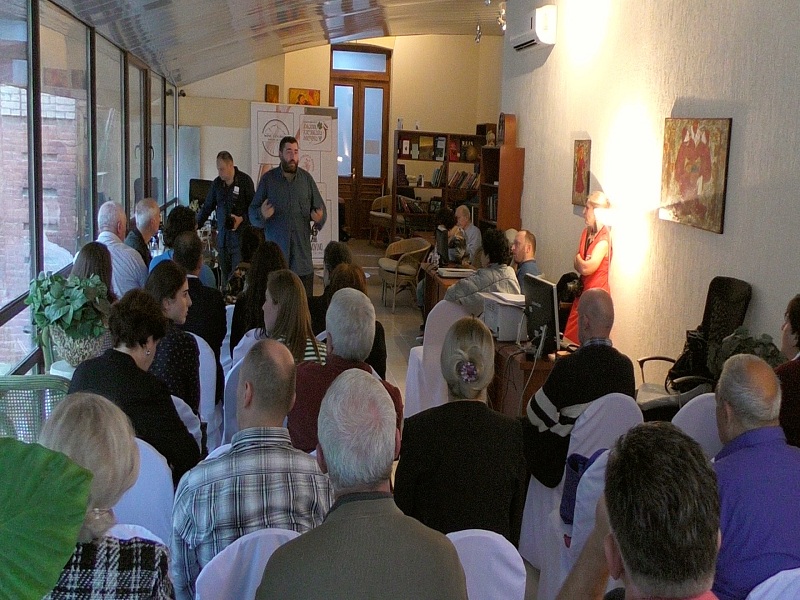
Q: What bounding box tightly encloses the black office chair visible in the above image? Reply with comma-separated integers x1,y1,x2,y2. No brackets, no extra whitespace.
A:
638,276,752,421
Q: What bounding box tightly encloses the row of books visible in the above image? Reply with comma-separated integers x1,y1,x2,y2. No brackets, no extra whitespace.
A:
448,170,480,190
484,193,499,222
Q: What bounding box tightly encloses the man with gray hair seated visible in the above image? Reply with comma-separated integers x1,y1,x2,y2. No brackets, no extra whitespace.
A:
257,369,468,600
712,354,800,600
288,288,403,452
125,197,160,267
96,200,147,296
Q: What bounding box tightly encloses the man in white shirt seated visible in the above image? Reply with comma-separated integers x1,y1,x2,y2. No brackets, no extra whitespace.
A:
96,201,147,297
455,204,482,265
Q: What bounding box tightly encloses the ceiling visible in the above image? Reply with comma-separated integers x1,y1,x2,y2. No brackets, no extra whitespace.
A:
53,0,507,86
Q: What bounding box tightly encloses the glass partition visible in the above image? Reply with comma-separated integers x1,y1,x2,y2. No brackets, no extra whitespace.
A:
95,34,124,208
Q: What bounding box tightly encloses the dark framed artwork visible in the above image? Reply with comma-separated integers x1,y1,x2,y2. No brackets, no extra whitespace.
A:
572,139,591,206
659,118,732,234
264,84,279,103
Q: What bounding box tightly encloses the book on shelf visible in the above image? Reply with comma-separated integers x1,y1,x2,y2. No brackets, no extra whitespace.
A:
411,143,419,160
448,139,460,161
434,136,447,161
396,163,409,186
419,135,434,160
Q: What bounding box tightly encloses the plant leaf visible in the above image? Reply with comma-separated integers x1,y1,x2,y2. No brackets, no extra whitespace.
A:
0,438,92,600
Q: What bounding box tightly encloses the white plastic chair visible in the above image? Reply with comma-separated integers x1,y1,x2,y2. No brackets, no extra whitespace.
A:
671,392,722,459
194,528,300,600
189,332,222,451
746,567,800,599
108,523,164,545
113,439,174,545
446,529,526,600
223,358,242,444
519,393,642,600
171,395,202,450
220,304,235,375
558,450,621,595
404,300,470,418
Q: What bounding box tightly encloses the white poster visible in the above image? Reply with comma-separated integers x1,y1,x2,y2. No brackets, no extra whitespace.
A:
250,103,339,267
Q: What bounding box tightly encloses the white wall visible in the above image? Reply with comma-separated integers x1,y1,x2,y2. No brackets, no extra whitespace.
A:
502,0,800,383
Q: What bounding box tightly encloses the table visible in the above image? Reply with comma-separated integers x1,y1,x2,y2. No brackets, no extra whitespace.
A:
489,343,555,418
421,262,464,317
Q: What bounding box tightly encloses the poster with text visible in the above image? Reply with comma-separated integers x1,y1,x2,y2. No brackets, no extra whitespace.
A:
251,103,339,267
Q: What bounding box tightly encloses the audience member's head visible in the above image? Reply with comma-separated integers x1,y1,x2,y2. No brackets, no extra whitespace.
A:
145,261,191,325
242,241,287,328
264,269,317,363
317,369,397,494
482,227,512,265
326,288,375,362
716,354,781,444
436,207,457,231
39,393,139,542
163,206,198,249
172,230,204,275
134,198,161,239
97,201,125,238
605,422,719,598
441,317,495,401
512,229,536,265
328,263,368,297
577,288,614,344
323,241,352,286
237,338,296,429
781,294,800,359
110,289,167,353
455,205,472,229
72,241,116,303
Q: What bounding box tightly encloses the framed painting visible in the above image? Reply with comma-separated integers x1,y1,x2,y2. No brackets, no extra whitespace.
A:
572,139,591,206
264,84,279,103
288,88,320,106
659,118,732,234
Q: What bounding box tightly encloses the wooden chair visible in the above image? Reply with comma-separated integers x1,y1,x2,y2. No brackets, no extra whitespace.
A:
377,237,431,312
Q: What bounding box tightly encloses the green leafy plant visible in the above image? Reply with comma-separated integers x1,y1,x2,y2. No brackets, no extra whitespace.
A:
0,438,92,600
25,272,112,343
707,326,786,380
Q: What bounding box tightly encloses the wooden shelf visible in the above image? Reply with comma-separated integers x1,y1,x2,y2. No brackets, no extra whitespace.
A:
479,117,524,231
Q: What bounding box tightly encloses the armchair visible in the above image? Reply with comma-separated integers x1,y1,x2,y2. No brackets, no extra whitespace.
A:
0,374,71,443
377,237,431,312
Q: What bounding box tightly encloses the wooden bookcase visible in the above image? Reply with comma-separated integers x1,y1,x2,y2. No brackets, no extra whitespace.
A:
479,114,524,231
392,129,485,236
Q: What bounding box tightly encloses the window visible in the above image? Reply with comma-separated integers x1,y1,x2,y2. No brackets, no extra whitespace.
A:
95,34,124,208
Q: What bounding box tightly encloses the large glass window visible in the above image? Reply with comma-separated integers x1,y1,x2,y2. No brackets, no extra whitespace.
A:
128,61,145,208
40,1,91,263
165,83,177,204
95,35,123,208
150,72,164,204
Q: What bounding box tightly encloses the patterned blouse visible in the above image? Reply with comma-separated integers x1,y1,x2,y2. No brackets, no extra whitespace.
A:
148,322,200,414
232,329,326,367
44,536,174,599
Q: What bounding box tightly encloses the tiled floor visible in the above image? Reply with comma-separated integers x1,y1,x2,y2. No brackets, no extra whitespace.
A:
328,238,422,397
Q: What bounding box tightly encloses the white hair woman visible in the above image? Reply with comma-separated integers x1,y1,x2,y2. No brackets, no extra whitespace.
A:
39,393,173,598
393,317,529,546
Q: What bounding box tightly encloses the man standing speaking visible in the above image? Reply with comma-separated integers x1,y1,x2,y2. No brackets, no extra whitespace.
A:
250,136,326,297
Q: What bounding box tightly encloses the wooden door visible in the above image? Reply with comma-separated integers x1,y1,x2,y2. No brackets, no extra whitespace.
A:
331,45,391,239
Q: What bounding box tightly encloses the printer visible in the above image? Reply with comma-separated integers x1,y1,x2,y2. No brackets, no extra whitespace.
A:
479,292,527,342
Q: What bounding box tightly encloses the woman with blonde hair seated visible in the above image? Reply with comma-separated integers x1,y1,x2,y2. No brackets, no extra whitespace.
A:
232,268,326,365
40,392,173,598
394,317,528,546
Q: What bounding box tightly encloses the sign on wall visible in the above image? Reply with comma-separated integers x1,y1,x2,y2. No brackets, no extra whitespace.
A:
250,103,339,266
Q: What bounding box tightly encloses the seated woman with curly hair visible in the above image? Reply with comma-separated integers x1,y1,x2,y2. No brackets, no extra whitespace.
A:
40,392,174,598
69,289,200,484
150,205,217,288
443,227,520,316
394,317,528,546
232,269,326,366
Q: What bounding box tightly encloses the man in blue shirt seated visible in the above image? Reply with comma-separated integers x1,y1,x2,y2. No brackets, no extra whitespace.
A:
511,229,541,287
712,353,800,600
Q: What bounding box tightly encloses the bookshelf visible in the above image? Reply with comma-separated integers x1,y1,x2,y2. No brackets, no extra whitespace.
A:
392,129,485,236
479,113,524,231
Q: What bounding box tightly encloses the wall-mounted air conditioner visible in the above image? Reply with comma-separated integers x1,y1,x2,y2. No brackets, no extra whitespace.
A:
511,5,557,51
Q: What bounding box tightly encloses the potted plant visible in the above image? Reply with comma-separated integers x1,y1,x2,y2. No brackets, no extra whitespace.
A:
25,272,112,367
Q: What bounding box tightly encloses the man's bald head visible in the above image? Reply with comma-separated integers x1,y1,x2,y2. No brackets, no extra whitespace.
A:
716,354,781,442
578,288,614,343
238,339,296,424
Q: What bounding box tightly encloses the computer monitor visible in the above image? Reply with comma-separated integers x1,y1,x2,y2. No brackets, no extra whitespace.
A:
435,226,449,264
522,273,560,357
